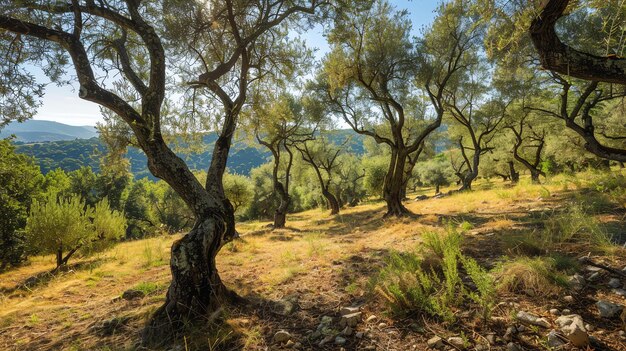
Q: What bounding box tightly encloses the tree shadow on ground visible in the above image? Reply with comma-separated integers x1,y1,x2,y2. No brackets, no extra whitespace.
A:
0,258,105,295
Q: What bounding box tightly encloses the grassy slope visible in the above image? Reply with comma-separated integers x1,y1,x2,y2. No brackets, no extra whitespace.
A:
1,174,625,350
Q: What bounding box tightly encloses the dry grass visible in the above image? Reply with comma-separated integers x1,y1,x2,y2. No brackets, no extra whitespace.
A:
0,174,625,350
493,256,569,297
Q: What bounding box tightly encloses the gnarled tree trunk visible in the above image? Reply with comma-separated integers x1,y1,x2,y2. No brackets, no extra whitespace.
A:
143,216,233,343
383,149,410,216
322,189,340,215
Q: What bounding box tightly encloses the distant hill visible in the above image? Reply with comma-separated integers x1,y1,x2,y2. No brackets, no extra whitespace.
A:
14,130,364,178
1,120,98,142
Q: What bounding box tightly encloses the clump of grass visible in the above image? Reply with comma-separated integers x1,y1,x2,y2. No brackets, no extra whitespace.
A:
225,241,240,253
141,240,166,268
592,171,626,193
132,281,163,295
371,227,496,324
543,203,612,248
306,232,326,257
458,221,474,232
573,191,616,214
493,256,570,296
28,313,40,326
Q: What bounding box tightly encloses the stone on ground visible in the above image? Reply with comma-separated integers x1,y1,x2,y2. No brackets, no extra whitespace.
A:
555,314,589,347
516,311,550,328
273,330,291,344
427,336,444,350
596,300,623,318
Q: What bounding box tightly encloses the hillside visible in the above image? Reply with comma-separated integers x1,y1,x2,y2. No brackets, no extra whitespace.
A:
13,130,364,177
1,176,625,350
0,120,98,142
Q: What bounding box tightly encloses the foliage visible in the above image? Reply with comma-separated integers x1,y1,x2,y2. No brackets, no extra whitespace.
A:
147,181,193,233
223,173,254,215
362,156,389,198
0,139,43,269
89,199,127,254
124,179,156,238
25,193,126,267
416,155,455,194
372,227,496,323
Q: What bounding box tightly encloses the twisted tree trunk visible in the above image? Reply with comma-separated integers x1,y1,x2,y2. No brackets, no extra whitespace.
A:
383,149,410,216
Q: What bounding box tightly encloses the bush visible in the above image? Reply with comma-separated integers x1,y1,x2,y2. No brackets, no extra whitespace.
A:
371,228,496,324
25,193,126,268
363,156,388,198
416,155,455,194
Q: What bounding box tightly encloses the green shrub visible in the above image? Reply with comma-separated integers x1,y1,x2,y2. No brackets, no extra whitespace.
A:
462,255,497,322
25,193,127,268
372,228,495,324
223,173,254,214
362,156,388,198
132,281,163,295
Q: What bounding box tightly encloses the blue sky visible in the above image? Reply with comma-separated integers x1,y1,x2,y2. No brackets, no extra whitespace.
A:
33,0,441,126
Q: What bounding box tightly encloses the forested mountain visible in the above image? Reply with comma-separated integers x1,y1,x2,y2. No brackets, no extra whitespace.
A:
0,120,98,142
13,130,364,178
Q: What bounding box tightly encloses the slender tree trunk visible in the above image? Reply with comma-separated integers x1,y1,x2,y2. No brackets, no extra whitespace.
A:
509,161,520,183
56,246,63,269
435,184,440,195
460,172,475,191
459,147,481,191
530,170,541,183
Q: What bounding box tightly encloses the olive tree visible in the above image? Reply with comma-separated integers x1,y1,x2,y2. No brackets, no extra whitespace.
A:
483,0,626,162
251,93,316,227
0,0,321,342
315,0,479,216
25,195,126,268
295,134,348,215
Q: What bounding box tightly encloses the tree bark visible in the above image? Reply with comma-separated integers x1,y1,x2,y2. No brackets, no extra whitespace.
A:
143,216,234,344
530,170,541,183
529,0,626,85
322,189,340,215
509,161,520,183
459,148,480,191
274,207,288,228
56,246,63,269
383,150,410,216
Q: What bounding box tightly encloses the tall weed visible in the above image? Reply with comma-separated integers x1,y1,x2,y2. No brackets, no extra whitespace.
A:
371,228,495,324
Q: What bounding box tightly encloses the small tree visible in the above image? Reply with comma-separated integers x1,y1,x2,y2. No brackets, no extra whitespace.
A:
252,93,316,228
363,156,389,198
223,173,254,215
417,156,455,195
25,194,126,268
295,135,347,215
